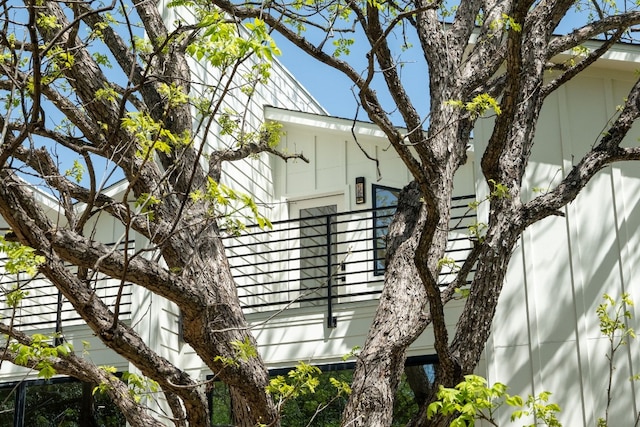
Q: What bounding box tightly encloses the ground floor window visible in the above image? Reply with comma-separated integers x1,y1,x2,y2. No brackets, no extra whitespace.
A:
210,355,436,426
0,377,125,427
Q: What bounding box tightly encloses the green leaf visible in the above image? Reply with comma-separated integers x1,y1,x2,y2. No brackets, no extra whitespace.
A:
37,363,56,379
506,395,524,407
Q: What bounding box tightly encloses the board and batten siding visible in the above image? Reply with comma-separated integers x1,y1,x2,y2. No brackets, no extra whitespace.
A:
266,107,477,213
0,190,131,380
475,64,640,426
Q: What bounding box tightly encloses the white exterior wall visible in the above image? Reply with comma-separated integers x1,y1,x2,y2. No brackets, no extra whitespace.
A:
267,107,477,212
3,14,640,425
476,63,640,426
0,188,131,380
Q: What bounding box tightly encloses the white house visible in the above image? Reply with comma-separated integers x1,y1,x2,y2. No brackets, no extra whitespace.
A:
479,42,640,426
0,13,639,426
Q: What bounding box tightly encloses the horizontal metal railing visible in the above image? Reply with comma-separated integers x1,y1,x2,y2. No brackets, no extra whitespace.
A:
0,239,134,331
0,194,476,331
224,194,477,325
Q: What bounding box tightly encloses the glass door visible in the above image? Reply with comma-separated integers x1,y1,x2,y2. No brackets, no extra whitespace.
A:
289,195,344,315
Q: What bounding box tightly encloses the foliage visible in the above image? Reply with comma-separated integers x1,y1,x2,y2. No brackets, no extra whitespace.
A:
189,176,273,231
0,380,126,427
446,93,502,119
267,362,324,405
208,365,423,426
121,372,160,404
10,334,74,380
276,369,352,427
597,293,635,343
596,293,638,427
0,237,45,277
427,374,561,427
213,337,260,368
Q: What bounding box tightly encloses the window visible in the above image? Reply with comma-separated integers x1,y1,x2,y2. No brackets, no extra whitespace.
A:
373,185,400,275
0,377,125,426
210,381,232,426
298,204,338,306
209,356,437,427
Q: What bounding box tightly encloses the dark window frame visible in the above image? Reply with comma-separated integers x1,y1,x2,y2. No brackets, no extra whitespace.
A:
372,184,400,276
208,354,438,426
0,375,125,427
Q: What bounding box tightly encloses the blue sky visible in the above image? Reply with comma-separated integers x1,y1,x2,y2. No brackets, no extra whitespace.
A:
273,32,427,124
271,7,596,124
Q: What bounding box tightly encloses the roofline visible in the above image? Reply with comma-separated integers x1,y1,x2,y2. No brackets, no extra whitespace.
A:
264,106,395,139
561,38,640,71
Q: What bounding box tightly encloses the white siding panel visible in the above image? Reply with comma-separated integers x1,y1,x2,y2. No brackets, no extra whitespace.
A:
492,241,531,347
584,335,637,426
316,138,346,191
489,345,536,426
283,130,317,195
486,68,640,427
529,216,577,344
572,172,623,337
537,341,586,426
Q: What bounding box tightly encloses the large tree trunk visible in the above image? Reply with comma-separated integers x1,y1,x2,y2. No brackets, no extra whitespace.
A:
341,183,432,426
168,222,278,426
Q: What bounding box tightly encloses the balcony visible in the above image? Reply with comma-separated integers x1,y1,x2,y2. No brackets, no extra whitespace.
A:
224,194,476,326
0,194,476,331
0,239,134,331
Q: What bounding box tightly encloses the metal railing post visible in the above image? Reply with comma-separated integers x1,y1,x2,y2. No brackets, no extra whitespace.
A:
326,213,337,328
14,382,26,427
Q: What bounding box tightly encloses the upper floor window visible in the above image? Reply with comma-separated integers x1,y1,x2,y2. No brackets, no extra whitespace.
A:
373,185,400,275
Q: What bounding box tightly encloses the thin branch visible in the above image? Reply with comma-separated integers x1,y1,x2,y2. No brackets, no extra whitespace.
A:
524,76,640,224
548,11,640,58
542,29,624,97
0,322,166,427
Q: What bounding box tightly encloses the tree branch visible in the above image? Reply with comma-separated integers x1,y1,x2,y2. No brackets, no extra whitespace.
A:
542,29,624,97
524,74,640,224
548,11,640,57
0,174,210,424
0,323,166,427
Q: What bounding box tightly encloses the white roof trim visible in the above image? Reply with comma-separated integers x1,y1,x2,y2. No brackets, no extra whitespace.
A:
264,106,393,139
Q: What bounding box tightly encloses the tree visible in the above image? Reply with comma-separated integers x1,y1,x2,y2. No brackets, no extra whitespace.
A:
0,1,305,426
2,1,640,427
193,0,640,425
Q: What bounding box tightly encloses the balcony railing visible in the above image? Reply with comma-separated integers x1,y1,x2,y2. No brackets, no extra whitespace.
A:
0,238,133,331
224,194,476,327
0,194,476,331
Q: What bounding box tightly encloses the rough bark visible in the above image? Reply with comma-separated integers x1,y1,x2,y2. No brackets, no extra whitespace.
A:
200,1,640,426
341,183,429,426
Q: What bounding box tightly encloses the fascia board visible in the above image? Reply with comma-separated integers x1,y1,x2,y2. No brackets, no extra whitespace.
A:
264,106,397,139
264,106,475,157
